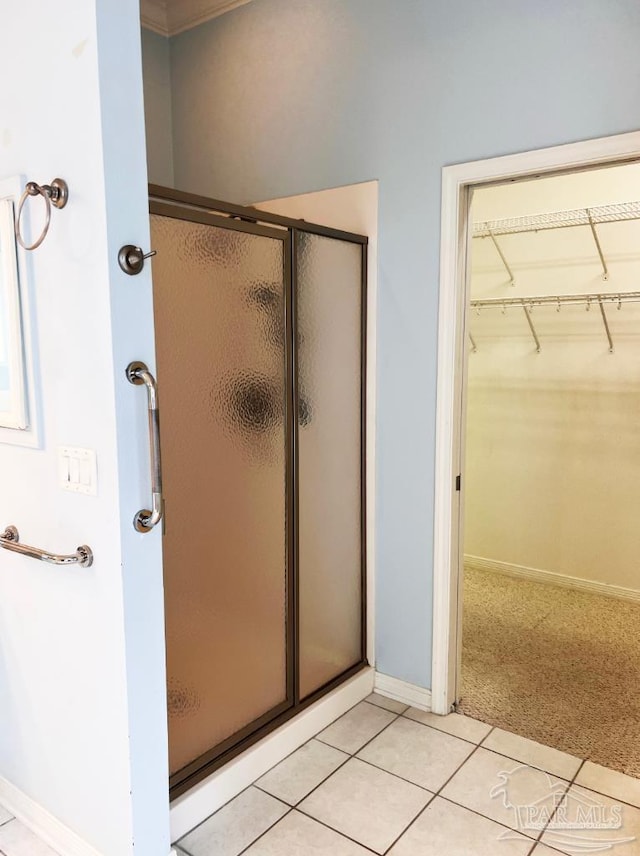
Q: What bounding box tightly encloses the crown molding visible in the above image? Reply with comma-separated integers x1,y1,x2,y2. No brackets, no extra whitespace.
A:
141,0,169,36
140,0,253,37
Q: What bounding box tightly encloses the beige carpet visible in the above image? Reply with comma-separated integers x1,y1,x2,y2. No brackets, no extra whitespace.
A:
458,566,640,777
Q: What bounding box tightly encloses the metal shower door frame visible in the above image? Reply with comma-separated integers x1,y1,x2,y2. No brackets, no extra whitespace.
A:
148,186,368,800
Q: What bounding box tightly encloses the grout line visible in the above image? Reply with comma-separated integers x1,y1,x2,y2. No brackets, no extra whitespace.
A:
478,725,495,746
399,710,492,747
258,697,366,777
436,794,539,843
313,735,349,751
233,807,294,856
315,710,402,759
175,781,259,848
533,758,586,848
252,781,291,802
562,777,640,813
364,697,409,715
434,742,483,796
293,806,381,854
469,745,579,783
355,756,438,794
175,780,291,851
296,738,395,805
381,741,487,853
253,748,352,808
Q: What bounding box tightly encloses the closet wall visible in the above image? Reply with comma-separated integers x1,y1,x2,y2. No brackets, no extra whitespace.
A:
465,164,640,593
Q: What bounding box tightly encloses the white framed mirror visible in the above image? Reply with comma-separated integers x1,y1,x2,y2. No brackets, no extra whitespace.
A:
0,183,28,430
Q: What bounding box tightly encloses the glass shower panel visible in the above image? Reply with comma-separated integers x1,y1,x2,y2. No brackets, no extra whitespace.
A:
150,213,289,777
296,233,364,699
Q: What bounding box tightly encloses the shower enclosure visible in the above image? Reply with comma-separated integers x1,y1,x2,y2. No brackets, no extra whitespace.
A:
147,186,367,797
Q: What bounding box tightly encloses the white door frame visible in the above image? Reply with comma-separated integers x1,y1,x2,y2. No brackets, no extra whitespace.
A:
431,130,640,715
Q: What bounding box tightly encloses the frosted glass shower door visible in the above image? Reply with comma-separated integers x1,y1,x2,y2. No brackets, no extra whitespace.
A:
150,208,291,784
296,232,365,699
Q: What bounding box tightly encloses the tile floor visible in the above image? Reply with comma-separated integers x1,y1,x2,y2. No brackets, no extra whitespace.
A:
175,693,640,856
1,693,640,855
0,807,59,856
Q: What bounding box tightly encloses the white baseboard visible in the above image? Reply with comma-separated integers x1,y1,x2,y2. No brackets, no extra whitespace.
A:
465,555,640,604
0,775,102,856
170,666,374,842
373,672,432,712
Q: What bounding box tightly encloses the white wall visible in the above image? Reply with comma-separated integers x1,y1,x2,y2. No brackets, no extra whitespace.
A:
0,3,169,855
464,164,640,591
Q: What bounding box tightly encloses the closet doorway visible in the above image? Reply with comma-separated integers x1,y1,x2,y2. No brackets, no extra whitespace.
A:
460,163,640,774
147,186,368,798
432,132,640,778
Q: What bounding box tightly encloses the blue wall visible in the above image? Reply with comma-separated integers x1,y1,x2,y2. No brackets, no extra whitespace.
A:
141,28,174,186
158,0,640,687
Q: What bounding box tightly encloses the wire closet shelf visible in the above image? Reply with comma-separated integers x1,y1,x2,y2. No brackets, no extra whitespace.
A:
469,199,640,352
473,201,640,237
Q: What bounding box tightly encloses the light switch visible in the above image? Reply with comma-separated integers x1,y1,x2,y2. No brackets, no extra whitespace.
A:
59,447,97,496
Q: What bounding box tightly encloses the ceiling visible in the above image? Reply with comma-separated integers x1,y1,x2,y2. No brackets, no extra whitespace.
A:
140,0,254,37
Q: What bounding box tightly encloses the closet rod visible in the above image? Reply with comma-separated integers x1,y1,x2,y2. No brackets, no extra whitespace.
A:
469,290,639,353
470,290,640,310
473,201,640,238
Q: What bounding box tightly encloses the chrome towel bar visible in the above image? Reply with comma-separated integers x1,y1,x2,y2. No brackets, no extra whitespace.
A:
0,525,93,568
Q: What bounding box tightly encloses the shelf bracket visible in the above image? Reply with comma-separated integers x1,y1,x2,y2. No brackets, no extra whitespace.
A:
586,209,609,281
522,304,541,353
469,332,477,353
488,229,515,287
597,297,614,353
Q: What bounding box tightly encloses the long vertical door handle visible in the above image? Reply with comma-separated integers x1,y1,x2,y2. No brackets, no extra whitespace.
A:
126,361,164,533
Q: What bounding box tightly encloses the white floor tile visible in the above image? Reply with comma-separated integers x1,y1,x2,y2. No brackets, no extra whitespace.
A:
256,739,348,805
357,716,475,791
483,728,581,780
403,708,492,743
299,757,431,854
366,693,409,714
388,796,533,856
541,785,640,855
317,701,396,754
179,787,288,856
441,747,570,838
0,805,14,826
576,761,640,809
0,820,60,856
243,810,371,855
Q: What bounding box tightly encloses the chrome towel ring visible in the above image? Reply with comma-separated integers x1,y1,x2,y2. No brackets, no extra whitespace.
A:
15,178,69,251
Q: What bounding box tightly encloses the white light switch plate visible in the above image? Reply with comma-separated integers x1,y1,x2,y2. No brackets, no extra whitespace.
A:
58,446,97,496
